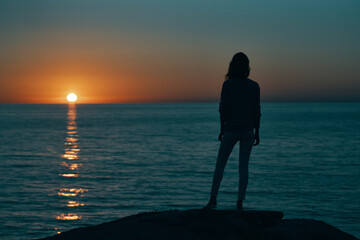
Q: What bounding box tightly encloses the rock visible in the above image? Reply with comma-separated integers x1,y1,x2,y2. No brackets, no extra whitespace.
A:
37,209,358,240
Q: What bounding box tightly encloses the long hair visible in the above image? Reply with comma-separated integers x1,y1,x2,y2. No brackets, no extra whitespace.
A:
225,52,250,80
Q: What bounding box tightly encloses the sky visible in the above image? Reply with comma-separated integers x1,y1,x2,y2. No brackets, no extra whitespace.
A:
0,0,359,103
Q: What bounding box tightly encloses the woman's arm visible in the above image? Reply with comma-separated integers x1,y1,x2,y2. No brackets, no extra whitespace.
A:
218,81,230,141
253,84,261,145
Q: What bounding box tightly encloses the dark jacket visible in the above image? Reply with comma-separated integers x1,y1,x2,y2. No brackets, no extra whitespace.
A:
219,78,261,131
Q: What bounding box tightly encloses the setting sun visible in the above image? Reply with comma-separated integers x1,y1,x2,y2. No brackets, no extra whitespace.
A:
67,93,77,103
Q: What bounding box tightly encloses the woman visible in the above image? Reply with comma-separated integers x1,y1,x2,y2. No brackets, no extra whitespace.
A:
205,52,261,210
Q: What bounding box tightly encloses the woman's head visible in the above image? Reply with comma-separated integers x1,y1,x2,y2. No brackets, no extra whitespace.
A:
225,52,250,80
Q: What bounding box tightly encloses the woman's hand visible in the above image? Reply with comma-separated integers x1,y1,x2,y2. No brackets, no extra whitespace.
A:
218,130,224,142
253,129,260,146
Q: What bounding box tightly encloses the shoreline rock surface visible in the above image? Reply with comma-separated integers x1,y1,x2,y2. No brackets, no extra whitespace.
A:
38,209,358,240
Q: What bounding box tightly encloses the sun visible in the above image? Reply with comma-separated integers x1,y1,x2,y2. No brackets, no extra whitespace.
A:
67,93,78,103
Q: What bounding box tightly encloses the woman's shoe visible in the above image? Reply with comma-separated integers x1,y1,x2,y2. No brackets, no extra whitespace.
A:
236,200,243,210
203,196,217,209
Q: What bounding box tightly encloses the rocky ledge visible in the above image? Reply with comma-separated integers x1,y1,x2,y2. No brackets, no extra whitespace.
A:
39,209,358,240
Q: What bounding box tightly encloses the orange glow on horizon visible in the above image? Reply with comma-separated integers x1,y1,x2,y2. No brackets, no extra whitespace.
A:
0,52,221,104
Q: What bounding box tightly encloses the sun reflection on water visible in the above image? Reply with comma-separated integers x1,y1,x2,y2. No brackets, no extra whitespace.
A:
56,104,87,226
58,188,87,197
61,162,82,170
56,213,82,220
67,201,85,207
59,173,80,177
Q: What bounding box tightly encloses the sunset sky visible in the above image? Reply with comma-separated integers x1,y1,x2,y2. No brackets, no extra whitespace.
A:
0,0,359,103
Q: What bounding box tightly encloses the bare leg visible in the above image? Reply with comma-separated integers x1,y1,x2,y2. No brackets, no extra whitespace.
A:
210,132,238,197
238,133,254,201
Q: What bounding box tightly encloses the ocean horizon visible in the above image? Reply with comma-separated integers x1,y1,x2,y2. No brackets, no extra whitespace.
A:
1,102,359,239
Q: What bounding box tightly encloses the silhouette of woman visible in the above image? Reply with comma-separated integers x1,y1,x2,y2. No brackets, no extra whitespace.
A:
205,52,261,210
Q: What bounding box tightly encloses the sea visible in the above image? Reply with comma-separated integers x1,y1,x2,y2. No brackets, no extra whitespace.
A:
0,103,359,239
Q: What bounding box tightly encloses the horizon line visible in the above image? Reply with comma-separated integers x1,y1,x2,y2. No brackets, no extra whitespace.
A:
1,100,359,105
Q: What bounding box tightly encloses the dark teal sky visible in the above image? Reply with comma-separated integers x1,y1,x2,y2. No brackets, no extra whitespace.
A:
0,0,359,103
